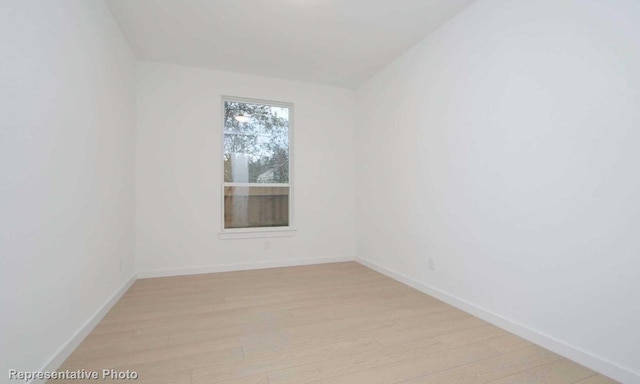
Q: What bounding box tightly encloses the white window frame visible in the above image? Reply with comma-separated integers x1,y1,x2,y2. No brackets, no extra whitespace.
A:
219,96,296,239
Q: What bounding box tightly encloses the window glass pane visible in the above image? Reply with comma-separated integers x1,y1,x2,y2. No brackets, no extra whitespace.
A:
224,186,289,229
224,101,289,183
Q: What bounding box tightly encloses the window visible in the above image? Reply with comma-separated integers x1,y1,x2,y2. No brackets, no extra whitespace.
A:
222,97,293,233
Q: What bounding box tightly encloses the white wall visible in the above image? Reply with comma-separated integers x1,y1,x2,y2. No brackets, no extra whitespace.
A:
0,0,136,376
135,62,356,275
355,0,640,381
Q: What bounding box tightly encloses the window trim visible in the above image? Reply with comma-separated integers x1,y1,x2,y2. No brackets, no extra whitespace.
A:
219,95,296,238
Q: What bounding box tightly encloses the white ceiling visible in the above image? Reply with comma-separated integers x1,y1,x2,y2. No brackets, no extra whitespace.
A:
107,0,475,88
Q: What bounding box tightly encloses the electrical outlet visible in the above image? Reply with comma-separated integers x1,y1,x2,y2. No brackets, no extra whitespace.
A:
264,240,271,250
428,258,435,271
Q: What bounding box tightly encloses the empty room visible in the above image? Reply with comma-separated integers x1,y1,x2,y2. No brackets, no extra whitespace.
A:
2,0,639,383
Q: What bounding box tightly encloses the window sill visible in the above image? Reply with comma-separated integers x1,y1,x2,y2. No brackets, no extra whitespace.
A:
218,228,297,240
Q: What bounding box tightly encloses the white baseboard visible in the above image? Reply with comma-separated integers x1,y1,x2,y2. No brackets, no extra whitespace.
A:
356,257,640,384
31,274,137,384
137,256,355,279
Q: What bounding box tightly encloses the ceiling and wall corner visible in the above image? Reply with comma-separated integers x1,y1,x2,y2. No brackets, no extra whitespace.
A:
106,0,476,88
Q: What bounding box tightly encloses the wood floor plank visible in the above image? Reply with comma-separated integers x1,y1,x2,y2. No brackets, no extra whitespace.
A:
403,345,561,384
482,333,536,353
574,374,620,384
483,358,597,384
434,324,508,347
79,340,244,371
216,374,270,384
374,316,488,348
305,342,499,384
191,336,382,383
133,370,192,384
100,348,246,381
50,262,617,384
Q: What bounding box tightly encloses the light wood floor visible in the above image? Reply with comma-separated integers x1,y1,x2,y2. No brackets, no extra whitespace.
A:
55,262,617,384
